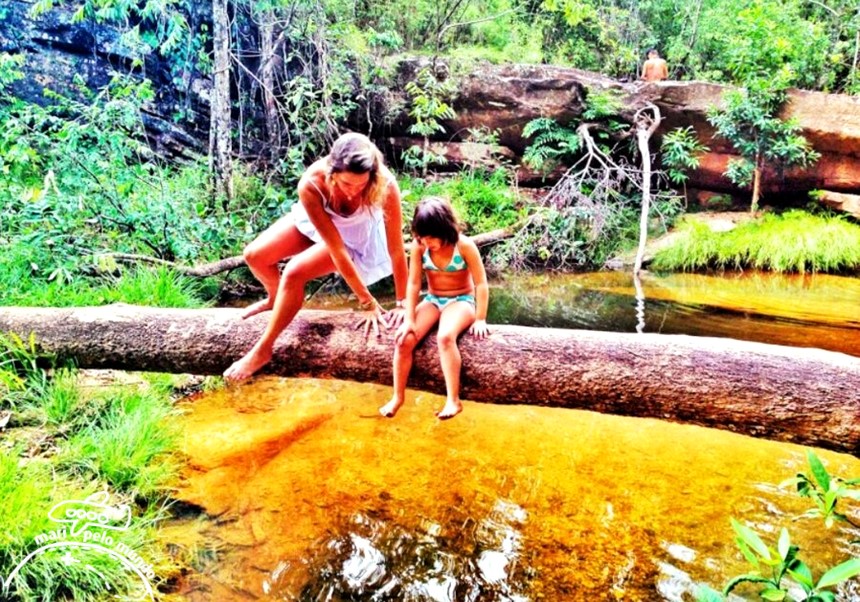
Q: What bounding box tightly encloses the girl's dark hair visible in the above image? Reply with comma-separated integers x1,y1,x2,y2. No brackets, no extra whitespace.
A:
411,197,460,245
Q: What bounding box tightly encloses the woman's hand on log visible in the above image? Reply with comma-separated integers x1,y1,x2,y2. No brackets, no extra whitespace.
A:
356,299,389,339
384,306,406,329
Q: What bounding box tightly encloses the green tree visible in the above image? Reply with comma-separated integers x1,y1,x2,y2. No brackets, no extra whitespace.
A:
707,83,819,213
660,126,709,190
402,67,456,176
539,0,643,77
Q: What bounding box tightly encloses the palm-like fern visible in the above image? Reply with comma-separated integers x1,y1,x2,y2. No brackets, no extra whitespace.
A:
522,118,581,171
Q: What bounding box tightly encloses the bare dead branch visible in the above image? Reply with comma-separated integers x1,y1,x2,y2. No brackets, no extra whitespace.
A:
633,103,662,277
99,228,515,279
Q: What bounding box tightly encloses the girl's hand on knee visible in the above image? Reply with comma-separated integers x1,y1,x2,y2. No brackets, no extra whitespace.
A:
394,321,415,345
469,319,490,339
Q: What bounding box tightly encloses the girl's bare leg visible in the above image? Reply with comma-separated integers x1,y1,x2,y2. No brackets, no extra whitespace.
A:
380,302,440,417
241,216,315,319
435,301,476,419
224,244,336,382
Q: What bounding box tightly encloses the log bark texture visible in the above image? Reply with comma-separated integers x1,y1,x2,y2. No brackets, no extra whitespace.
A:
1,305,858,454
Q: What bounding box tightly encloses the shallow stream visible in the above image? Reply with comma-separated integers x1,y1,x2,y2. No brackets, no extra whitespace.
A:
173,270,860,600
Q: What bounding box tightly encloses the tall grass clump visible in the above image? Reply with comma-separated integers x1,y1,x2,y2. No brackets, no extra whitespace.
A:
652,210,860,273
1,334,80,427
0,333,53,414
650,220,722,272
40,367,81,426
108,267,208,308
58,388,179,498
0,337,184,600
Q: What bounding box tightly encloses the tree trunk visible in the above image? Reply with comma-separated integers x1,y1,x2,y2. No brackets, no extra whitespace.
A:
259,13,279,153
633,104,661,335
0,305,858,454
211,0,233,201
751,164,762,212
851,28,859,92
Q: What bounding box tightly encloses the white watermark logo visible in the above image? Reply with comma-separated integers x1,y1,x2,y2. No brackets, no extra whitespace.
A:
2,492,155,600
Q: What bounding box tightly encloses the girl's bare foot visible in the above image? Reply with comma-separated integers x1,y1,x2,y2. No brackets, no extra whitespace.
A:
241,298,274,319
223,347,273,382
379,397,404,418
435,398,462,420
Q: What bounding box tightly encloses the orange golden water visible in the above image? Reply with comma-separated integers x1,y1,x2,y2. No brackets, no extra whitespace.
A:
175,377,860,601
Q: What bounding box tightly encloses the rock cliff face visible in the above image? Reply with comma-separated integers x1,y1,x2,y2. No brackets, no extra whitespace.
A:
385,59,860,197
653,82,860,195
0,0,209,161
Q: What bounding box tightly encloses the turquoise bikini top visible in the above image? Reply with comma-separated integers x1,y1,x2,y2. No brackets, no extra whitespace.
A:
423,243,467,272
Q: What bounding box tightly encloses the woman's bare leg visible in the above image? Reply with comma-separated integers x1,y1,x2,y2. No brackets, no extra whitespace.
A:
435,302,476,419
241,215,315,319
380,302,440,417
224,244,336,382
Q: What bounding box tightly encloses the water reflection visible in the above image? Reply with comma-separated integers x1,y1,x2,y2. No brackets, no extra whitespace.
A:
633,272,646,334
301,270,860,355
488,271,860,357
264,501,529,601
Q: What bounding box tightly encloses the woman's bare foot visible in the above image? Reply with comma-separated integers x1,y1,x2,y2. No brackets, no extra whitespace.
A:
379,397,404,418
223,346,273,382
241,298,274,319
435,398,462,420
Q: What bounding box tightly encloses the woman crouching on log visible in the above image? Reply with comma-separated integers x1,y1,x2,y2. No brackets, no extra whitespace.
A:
224,133,409,382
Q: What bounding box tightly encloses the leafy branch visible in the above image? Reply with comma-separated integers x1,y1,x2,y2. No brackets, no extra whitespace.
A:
697,452,860,602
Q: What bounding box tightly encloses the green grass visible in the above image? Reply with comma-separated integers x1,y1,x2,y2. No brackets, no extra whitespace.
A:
41,368,81,426
0,249,208,308
0,333,53,414
58,388,179,498
652,210,860,273
0,341,184,600
398,169,523,234
0,452,163,601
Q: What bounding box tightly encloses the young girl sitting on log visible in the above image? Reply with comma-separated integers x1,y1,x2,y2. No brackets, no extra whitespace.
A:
380,197,490,420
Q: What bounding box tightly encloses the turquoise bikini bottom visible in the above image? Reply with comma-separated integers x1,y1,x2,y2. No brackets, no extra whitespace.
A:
424,292,476,311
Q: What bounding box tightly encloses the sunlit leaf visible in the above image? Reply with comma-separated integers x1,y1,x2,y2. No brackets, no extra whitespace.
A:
807,452,831,491
787,560,814,590
731,519,770,560
777,528,790,560
816,558,860,589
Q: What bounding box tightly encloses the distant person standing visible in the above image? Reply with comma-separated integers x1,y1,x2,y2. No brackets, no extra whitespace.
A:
641,49,668,82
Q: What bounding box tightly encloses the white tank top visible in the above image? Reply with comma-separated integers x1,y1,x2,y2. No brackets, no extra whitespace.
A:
290,177,394,285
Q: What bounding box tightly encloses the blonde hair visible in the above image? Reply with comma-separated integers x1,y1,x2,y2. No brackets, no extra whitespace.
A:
325,132,392,209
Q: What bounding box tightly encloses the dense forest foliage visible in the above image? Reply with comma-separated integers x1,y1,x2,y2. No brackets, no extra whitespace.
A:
1,0,859,304
17,0,860,164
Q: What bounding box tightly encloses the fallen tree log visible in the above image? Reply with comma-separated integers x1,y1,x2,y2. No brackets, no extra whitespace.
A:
0,305,858,454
